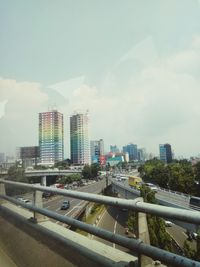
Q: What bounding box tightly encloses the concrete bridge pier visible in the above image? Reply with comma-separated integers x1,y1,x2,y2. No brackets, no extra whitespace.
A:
41,176,47,186
33,190,46,222
0,182,6,205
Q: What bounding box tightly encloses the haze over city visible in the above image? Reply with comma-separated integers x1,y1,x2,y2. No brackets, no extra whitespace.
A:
1,1,200,158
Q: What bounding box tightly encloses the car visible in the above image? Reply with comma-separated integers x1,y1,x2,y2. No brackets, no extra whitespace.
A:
17,197,30,203
42,192,53,198
191,232,198,240
145,183,158,192
61,200,70,210
164,220,173,227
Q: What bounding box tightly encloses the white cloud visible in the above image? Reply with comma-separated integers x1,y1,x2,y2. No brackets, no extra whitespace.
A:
0,100,8,119
0,78,48,155
1,34,200,158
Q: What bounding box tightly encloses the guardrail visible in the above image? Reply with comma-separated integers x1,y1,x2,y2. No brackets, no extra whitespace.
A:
0,179,200,267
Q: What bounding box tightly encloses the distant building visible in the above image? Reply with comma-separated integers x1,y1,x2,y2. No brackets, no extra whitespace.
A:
70,112,90,165
106,155,124,167
18,146,40,168
90,139,104,163
123,143,138,161
124,152,129,163
39,110,64,166
110,145,119,153
137,148,146,162
0,153,5,163
159,143,172,163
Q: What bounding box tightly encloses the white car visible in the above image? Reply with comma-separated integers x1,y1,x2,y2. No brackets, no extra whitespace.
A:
145,183,158,192
164,220,173,227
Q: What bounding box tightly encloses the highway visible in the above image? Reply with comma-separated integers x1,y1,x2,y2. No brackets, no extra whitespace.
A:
42,178,107,226
112,177,190,208
92,206,131,253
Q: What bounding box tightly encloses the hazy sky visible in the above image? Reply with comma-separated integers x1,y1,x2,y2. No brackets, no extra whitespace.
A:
1,0,200,158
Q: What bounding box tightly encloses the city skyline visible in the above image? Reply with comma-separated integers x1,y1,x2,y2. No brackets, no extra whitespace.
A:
1,1,200,158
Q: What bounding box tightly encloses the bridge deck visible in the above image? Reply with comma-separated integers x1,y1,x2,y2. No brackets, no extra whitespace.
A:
0,202,138,267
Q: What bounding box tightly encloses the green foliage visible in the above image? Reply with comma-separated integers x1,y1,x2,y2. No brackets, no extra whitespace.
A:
58,173,81,184
183,241,196,259
6,165,30,196
140,185,173,252
127,211,138,236
82,165,92,179
140,185,157,204
54,159,71,169
139,159,197,195
195,231,200,261
90,203,101,214
82,163,100,179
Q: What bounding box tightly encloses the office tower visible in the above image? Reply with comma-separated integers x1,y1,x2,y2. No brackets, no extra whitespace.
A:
90,139,104,163
39,110,64,165
164,143,172,163
159,143,172,163
70,112,90,165
123,143,138,161
18,146,40,168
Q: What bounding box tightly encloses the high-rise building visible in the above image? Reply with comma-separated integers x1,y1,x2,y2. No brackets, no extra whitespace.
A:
159,145,167,162
39,110,64,165
159,143,172,163
123,143,138,161
90,139,104,163
70,112,90,165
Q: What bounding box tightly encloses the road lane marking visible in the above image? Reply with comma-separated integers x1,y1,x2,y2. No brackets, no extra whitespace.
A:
182,231,188,237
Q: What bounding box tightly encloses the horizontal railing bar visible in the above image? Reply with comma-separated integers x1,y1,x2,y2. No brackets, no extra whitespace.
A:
1,195,200,267
1,179,200,225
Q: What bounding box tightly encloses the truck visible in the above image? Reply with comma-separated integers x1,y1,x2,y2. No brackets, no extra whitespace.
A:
128,176,142,190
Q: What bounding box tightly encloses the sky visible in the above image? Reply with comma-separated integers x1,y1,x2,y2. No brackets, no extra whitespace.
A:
1,0,200,158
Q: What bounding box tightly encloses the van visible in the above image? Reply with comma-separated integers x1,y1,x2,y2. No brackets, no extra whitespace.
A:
189,196,200,211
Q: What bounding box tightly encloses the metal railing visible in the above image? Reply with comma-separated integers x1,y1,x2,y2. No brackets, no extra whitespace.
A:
0,178,200,267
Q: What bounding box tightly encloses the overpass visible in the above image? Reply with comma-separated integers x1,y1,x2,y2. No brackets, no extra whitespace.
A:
111,178,200,233
0,178,200,267
24,169,82,186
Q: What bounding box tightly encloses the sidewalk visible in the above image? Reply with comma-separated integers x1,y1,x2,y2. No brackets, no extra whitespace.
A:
0,247,17,267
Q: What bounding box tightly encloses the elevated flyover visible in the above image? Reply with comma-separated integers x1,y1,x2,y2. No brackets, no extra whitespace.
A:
0,179,200,267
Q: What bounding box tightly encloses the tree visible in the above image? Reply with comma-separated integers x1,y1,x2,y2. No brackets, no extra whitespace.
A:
82,165,92,179
140,185,173,252
183,240,195,259
6,165,30,196
54,159,71,169
194,162,200,196
91,163,100,178
195,231,200,261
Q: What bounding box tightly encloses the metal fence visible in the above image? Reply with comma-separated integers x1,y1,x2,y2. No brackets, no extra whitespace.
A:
0,178,200,267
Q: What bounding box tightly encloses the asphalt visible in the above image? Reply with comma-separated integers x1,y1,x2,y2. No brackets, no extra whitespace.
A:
0,247,17,267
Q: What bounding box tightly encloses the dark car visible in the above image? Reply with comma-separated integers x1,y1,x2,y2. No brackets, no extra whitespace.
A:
61,200,70,210
42,192,53,198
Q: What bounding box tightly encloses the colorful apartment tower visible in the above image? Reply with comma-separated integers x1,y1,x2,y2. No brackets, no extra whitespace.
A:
70,112,90,165
39,110,64,165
